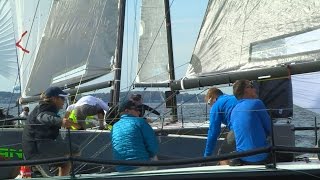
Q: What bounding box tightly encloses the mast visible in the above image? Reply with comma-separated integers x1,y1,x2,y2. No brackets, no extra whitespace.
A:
164,0,178,122
110,0,126,107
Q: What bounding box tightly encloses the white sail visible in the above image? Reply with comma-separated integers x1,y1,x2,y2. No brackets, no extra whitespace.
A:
292,72,320,114
136,0,170,83
0,0,17,87
181,0,320,115
186,0,320,78
12,0,120,97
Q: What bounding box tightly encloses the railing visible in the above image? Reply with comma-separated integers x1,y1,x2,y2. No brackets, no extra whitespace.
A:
1,128,320,178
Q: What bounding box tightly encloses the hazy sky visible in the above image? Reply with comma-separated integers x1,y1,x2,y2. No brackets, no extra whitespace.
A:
0,0,209,92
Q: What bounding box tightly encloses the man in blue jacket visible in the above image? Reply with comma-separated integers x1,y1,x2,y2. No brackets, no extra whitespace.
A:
111,100,159,172
204,87,238,165
231,79,271,164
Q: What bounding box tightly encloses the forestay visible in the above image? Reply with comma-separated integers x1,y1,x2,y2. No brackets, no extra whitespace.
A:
11,0,120,97
136,0,170,83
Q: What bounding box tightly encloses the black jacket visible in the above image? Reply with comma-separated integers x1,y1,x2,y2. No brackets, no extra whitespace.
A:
22,102,62,142
137,104,160,117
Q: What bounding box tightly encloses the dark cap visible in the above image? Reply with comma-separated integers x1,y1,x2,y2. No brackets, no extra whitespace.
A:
44,86,69,98
119,100,137,112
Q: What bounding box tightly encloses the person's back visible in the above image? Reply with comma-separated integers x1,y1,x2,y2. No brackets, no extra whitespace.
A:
112,115,157,159
111,100,158,172
72,95,108,130
213,95,238,128
231,80,271,164
231,98,271,162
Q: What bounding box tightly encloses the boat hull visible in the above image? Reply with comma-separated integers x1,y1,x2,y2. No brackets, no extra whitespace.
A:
0,128,213,175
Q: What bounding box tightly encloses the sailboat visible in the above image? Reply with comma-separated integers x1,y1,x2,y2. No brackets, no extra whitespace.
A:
1,0,320,179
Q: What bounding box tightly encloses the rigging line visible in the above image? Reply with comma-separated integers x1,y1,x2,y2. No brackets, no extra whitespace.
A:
187,0,211,65
73,0,108,102
150,89,209,131
126,0,129,87
5,72,19,116
129,0,139,85
9,3,22,112
78,129,106,152
15,3,45,90
0,1,21,112
75,142,112,174
126,0,175,92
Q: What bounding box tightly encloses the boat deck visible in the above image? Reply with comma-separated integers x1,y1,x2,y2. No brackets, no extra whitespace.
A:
17,158,320,180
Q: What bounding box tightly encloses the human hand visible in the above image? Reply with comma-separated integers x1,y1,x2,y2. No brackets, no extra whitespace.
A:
62,118,72,128
145,117,153,123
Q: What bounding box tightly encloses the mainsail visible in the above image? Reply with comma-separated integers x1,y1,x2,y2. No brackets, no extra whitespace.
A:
172,0,320,117
136,0,170,84
176,0,320,115
185,0,320,78
12,0,120,97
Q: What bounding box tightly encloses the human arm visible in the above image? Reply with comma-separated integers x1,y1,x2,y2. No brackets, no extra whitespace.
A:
37,112,63,126
143,104,160,116
204,105,222,157
256,100,272,136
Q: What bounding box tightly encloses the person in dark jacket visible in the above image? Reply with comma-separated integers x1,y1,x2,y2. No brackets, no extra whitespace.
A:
130,94,160,123
22,86,80,177
111,100,158,172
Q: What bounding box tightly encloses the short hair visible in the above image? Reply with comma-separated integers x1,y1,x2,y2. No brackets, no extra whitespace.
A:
233,79,250,99
23,107,29,112
40,92,52,102
205,87,223,103
130,94,142,101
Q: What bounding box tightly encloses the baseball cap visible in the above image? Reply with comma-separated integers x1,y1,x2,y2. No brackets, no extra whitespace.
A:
44,86,69,98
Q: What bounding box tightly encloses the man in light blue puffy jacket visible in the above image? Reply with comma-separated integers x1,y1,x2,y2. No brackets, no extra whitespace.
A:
111,100,159,172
